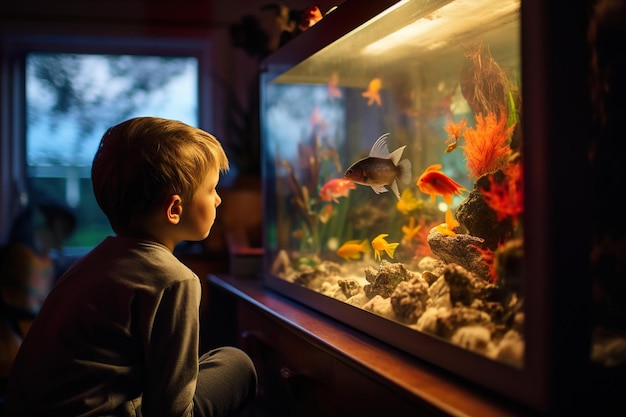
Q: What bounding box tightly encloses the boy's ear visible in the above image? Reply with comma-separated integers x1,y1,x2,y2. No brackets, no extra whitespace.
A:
165,195,183,224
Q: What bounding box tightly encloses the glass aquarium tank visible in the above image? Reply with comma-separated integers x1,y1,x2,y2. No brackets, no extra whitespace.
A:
259,0,616,413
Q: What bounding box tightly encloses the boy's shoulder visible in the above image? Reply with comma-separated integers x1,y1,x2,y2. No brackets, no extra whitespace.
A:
59,236,196,290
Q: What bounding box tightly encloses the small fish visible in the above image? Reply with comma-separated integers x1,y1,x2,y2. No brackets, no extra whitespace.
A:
396,188,422,214
327,72,342,100
401,217,422,243
298,6,323,31
443,119,467,153
435,208,460,236
371,233,399,262
362,77,382,107
309,106,328,135
318,203,335,224
336,239,370,261
416,164,467,205
292,229,305,239
444,140,458,153
344,133,412,200
320,178,356,203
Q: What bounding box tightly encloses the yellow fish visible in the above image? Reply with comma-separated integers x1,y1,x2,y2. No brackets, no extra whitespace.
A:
336,239,370,261
396,188,421,215
401,217,422,243
435,208,460,236
362,77,382,106
371,233,399,261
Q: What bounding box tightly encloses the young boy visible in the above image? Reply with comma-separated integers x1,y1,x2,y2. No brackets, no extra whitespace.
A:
4,117,258,416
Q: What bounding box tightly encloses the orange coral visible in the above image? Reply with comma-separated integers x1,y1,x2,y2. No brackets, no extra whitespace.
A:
461,110,514,179
479,161,523,227
444,118,467,141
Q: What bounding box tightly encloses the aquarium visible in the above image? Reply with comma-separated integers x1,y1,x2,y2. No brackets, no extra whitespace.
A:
259,0,603,412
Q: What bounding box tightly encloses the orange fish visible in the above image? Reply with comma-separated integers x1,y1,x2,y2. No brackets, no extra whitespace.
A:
344,133,412,200
336,239,370,261
371,233,399,261
320,178,356,203
416,164,467,205
292,229,305,239
327,72,342,100
362,77,382,107
318,203,336,224
443,119,467,153
298,6,323,31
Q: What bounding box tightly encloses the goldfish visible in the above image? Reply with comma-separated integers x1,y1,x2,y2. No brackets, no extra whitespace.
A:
371,234,399,262
344,133,412,200
336,239,370,261
416,164,467,205
320,178,356,203
362,77,382,106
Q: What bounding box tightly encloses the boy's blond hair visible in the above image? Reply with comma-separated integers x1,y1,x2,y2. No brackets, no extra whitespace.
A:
91,117,229,235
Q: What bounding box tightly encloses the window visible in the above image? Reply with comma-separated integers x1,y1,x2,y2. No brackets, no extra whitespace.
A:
1,34,212,256
27,52,198,249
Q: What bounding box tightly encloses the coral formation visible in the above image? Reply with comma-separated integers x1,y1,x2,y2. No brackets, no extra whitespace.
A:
479,161,524,226
461,111,514,179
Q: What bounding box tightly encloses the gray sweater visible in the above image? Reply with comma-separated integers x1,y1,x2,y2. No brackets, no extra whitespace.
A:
5,235,201,416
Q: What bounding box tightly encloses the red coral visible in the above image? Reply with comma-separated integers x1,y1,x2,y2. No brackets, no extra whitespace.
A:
480,161,524,227
412,220,439,261
461,110,514,179
470,244,498,283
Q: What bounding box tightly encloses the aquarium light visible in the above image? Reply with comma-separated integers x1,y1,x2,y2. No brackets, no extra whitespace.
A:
362,0,519,55
360,0,410,27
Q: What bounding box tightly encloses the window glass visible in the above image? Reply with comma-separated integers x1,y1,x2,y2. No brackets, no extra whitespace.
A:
26,52,199,250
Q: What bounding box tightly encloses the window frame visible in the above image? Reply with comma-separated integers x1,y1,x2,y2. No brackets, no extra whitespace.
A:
0,30,213,246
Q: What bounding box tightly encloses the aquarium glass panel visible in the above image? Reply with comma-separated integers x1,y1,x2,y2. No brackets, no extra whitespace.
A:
262,0,523,368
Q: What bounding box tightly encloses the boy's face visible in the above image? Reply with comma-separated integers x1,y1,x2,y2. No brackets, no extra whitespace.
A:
179,167,222,241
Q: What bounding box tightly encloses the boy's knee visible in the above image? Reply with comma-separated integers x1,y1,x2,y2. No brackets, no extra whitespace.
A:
200,346,257,389
196,346,258,416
